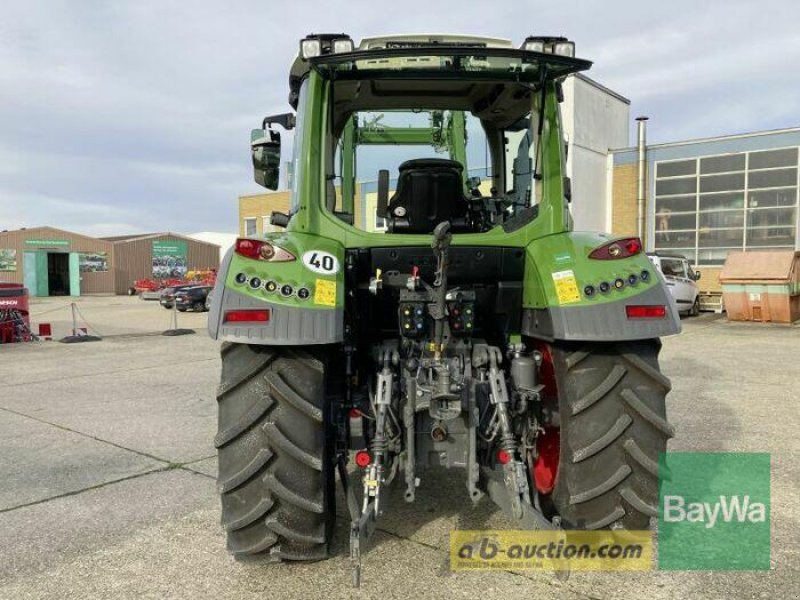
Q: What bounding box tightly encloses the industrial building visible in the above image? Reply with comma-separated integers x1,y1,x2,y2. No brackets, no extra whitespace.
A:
609,126,800,296
0,227,220,297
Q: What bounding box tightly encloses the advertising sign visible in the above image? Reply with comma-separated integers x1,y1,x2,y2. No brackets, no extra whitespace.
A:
0,249,16,272
152,240,188,279
79,252,108,273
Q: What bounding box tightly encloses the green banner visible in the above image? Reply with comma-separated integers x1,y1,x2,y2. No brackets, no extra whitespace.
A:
152,239,188,279
24,239,70,246
659,452,770,570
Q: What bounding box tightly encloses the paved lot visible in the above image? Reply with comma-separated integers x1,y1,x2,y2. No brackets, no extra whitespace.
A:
1,297,798,599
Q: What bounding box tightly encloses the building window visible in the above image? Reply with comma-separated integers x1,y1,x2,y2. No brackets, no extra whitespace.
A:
654,147,798,265
244,218,257,237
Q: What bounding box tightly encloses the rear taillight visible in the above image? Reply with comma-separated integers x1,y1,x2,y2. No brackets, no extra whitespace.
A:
234,238,295,262
589,237,642,260
626,305,666,319
223,309,271,323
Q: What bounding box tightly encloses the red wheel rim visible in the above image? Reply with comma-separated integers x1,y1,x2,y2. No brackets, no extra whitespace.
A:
531,343,560,495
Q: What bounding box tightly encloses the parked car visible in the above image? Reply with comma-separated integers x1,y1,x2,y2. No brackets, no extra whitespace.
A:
175,286,213,312
647,252,701,316
159,284,196,309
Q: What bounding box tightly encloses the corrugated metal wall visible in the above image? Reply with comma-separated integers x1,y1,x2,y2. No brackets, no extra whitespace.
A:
0,226,115,293
0,228,220,295
112,233,220,294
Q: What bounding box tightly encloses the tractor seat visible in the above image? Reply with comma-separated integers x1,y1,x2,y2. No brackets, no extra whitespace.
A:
386,158,470,233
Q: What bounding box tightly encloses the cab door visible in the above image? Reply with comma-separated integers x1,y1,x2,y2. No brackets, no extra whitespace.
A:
69,252,81,296
660,257,694,310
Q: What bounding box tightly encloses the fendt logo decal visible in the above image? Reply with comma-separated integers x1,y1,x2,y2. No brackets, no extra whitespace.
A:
0,300,20,306
302,251,339,275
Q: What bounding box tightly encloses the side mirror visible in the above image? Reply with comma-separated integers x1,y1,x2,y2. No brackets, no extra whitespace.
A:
694,271,702,281
251,128,281,190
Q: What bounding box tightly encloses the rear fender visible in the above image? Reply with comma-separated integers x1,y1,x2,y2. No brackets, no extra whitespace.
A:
522,232,681,342
208,233,345,344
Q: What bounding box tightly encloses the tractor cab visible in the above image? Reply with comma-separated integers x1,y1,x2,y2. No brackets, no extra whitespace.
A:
251,34,591,241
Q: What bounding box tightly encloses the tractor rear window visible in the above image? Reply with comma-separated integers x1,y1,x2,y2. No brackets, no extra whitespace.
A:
328,106,539,235
331,110,490,232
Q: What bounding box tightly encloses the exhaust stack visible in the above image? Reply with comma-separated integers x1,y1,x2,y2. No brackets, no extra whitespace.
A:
635,116,648,246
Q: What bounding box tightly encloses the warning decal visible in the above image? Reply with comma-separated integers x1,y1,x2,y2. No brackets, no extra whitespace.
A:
314,279,337,307
552,270,581,304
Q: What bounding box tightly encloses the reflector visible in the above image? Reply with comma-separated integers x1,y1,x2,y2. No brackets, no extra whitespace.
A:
355,450,372,467
223,309,270,323
626,305,666,319
496,449,512,465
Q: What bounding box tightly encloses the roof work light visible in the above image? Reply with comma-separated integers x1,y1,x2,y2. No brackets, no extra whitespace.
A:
300,34,354,59
521,36,575,57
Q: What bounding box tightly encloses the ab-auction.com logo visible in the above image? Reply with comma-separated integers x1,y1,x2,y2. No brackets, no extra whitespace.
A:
658,453,771,570
449,530,652,572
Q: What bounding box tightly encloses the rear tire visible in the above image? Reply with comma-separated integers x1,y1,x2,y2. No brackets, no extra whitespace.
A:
216,343,335,560
549,340,673,530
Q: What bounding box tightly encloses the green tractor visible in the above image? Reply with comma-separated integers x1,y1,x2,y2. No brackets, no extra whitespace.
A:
208,33,680,583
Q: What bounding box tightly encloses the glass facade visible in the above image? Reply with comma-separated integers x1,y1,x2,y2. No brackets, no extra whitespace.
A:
654,147,799,265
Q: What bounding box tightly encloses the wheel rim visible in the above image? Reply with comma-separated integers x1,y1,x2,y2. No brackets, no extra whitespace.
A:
531,342,560,495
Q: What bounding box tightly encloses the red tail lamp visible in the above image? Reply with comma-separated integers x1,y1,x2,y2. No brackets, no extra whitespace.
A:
234,238,295,262
589,237,642,260
626,305,667,319
223,309,271,323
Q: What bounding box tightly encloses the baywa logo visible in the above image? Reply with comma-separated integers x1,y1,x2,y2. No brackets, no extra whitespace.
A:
658,453,771,571
663,494,767,529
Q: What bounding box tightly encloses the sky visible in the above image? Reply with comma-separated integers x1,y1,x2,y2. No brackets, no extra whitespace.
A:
1,0,799,236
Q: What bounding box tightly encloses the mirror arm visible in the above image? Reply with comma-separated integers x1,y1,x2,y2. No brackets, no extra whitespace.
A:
262,113,296,131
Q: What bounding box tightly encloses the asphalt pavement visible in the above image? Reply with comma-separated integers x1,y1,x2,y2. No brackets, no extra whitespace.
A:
0,297,797,599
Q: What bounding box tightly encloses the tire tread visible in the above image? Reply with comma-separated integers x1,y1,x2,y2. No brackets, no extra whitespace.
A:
216,344,333,560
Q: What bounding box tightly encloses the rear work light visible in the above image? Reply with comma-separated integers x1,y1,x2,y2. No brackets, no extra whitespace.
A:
223,309,271,324
235,238,295,262
626,305,667,319
589,237,643,260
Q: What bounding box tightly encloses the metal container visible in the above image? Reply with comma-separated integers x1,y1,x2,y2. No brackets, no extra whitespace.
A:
720,250,800,323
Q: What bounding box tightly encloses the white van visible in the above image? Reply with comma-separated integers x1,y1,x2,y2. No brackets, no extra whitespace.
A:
647,253,701,316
